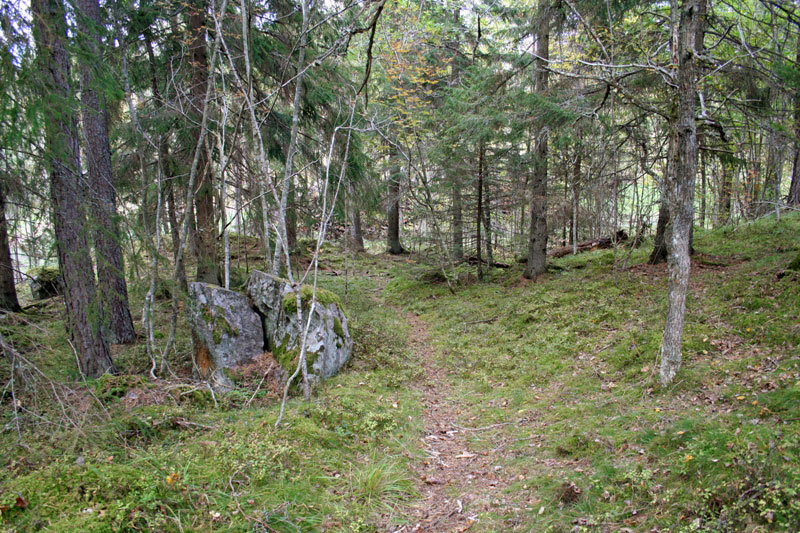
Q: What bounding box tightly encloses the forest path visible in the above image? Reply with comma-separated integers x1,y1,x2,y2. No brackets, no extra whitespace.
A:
395,310,507,532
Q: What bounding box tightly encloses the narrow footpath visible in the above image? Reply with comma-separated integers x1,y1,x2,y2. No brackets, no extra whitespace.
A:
393,312,510,532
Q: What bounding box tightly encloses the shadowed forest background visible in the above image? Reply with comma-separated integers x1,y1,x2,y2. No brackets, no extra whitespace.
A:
0,0,799,530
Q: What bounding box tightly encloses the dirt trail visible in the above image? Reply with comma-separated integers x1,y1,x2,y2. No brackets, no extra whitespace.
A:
394,312,507,533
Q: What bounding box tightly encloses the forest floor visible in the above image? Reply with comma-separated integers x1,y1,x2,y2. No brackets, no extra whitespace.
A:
1,214,800,532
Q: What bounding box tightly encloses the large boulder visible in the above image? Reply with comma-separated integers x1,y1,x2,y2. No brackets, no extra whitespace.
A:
28,267,62,300
247,270,352,382
188,282,265,391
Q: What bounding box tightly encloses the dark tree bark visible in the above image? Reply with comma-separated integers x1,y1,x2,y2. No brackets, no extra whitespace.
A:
649,195,670,265
346,180,365,252
77,0,136,344
32,0,113,377
387,152,404,254
476,142,484,280
718,147,735,223
189,0,219,284
0,184,20,312
452,179,464,260
481,142,493,267
523,9,550,279
660,0,704,385
789,32,800,206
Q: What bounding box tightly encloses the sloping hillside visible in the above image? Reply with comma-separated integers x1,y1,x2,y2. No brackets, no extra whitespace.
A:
1,215,799,531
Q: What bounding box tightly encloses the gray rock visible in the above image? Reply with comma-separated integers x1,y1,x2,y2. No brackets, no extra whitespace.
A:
247,270,352,382
188,282,265,391
28,267,62,300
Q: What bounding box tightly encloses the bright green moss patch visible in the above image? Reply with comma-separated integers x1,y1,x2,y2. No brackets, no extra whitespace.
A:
333,316,345,338
282,285,342,314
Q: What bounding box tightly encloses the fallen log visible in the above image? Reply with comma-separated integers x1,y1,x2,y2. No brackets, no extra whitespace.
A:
464,256,511,268
548,230,628,258
517,230,628,262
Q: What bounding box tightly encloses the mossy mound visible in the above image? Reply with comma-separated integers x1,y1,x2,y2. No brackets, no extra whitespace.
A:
26,266,61,283
788,251,800,271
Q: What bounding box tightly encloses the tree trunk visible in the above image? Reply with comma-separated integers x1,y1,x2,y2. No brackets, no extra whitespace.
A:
189,0,218,284
789,31,800,206
699,137,706,228
476,144,484,280
649,197,670,265
523,10,550,279
763,126,783,212
718,147,735,224
0,184,20,312
32,0,113,377
571,153,580,251
660,0,703,386
480,142,493,266
387,152,404,254
347,180,365,252
77,0,136,344
452,178,464,260
287,181,297,251
272,0,308,276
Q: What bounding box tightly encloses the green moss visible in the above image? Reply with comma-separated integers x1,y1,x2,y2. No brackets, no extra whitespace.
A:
92,374,147,402
333,317,345,338
282,285,343,315
222,367,242,384
205,306,238,345
272,333,294,370
274,347,318,373
271,331,322,372
788,251,800,271
27,266,60,283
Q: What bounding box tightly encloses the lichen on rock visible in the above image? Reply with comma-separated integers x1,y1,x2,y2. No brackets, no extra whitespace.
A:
188,282,265,391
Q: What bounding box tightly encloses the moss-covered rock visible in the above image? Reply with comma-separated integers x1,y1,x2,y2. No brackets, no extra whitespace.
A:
248,270,353,382
188,282,264,391
27,266,62,300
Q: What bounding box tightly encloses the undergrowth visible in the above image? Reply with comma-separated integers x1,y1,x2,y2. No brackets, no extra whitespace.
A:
1,216,798,531
0,253,420,532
